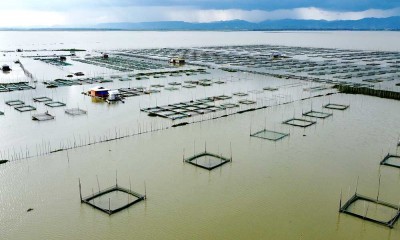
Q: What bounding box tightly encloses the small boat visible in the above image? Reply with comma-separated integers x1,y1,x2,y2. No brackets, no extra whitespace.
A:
2,64,12,72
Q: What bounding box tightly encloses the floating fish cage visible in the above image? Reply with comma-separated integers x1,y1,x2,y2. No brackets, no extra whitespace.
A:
182,84,196,88
33,97,52,102
302,110,332,119
184,151,232,170
5,100,24,106
323,103,349,110
340,194,400,228
380,154,400,169
32,112,55,121
45,101,66,108
283,118,316,128
164,87,179,91
233,92,248,97
0,111,4,116
250,129,289,141
15,105,36,112
238,99,256,105
65,108,87,116
80,182,146,215
263,87,279,91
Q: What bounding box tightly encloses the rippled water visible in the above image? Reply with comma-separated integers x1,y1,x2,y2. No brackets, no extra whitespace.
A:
0,31,400,239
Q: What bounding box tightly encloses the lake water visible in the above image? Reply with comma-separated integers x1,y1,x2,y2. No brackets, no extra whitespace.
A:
0,31,400,240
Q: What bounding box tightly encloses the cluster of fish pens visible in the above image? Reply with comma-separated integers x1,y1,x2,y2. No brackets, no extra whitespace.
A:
124,45,400,94
1,44,400,220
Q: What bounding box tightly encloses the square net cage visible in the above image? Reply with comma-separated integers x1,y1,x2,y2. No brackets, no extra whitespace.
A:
15,105,36,112
184,152,232,170
283,118,316,128
324,103,349,110
303,110,332,119
65,108,87,116
45,101,66,108
380,154,400,169
238,99,256,105
5,100,24,106
33,97,52,102
81,184,146,215
340,194,400,228
251,129,289,141
233,92,248,97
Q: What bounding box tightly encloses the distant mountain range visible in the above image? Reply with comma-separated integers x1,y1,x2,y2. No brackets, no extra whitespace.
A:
2,16,400,31
93,17,400,30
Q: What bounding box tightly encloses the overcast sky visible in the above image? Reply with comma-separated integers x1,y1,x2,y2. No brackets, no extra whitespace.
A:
1,0,400,27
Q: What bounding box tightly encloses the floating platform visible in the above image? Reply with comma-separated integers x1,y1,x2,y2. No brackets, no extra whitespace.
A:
251,129,289,141
32,112,55,121
81,184,146,215
323,103,349,110
340,194,400,228
303,110,332,119
283,118,316,128
184,151,232,170
380,154,400,169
